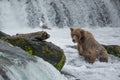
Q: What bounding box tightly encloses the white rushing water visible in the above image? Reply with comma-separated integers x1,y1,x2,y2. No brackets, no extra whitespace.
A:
0,0,120,28
0,0,120,80
0,51,67,80
5,57,67,80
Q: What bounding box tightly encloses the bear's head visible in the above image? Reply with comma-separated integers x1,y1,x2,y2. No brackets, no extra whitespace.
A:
70,28,84,43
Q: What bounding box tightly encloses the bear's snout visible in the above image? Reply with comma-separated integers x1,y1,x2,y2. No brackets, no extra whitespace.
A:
72,35,77,43
72,39,75,43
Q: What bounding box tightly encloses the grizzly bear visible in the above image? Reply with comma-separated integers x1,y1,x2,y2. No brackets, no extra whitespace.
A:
70,28,108,63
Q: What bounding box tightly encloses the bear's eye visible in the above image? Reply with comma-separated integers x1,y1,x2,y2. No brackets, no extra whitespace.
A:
72,34,78,38
71,34,75,37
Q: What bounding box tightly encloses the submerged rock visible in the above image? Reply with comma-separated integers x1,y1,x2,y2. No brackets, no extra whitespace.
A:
66,45,120,58
0,66,10,80
1,31,65,71
103,45,120,58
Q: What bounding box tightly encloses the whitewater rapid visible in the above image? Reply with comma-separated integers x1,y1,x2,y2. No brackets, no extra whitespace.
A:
1,27,120,80
46,27,120,80
0,0,120,28
6,57,67,80
0,40,68,80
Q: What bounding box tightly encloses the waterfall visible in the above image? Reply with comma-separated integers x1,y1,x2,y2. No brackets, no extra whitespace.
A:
0,40,67,80
0,0,120,28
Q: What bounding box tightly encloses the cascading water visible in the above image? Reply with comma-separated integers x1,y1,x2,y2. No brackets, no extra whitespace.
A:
0,0,120,28
0,40,68,80
0,0,120,80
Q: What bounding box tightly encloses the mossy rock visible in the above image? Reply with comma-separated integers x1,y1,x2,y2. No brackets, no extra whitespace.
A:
67,45,120,58
103,45,120,58
2,36,66,71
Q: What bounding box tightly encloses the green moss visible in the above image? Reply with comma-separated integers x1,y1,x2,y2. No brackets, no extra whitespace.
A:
24,46,33,55
103,45,120,58
43,46,54,55
107,47,115,54
116,46,120,57
3,38,34,55
3,37,66,71
4,38,25,45
53,53,65,71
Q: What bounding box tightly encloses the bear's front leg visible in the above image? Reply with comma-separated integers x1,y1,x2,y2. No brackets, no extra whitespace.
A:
77,44,83,56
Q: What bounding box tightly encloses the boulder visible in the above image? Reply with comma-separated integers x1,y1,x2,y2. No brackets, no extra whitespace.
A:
1,31,65,71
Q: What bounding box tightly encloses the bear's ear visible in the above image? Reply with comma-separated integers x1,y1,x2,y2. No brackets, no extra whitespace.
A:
70,28,74,32
80,30,85,38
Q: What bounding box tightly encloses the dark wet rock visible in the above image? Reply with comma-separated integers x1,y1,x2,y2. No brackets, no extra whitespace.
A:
66,45,120,58
40,24,51,30
0,66,10,80
12,31,50,41
103,45,120,58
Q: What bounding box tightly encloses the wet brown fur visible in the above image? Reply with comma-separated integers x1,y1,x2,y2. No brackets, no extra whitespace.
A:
70,28,108,63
